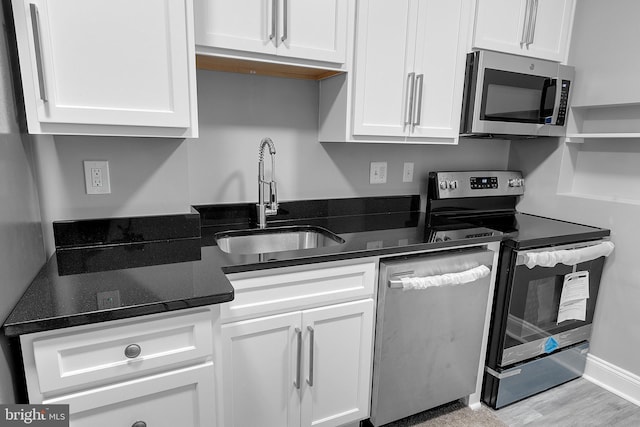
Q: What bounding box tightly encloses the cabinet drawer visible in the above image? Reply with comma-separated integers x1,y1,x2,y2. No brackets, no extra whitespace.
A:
222,261,376,322
45,362,215,427
30,310,213,395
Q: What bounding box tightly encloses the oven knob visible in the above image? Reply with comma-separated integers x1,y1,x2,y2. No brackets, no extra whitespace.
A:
508,178,523,187
439,181,448,190
448,180,458,190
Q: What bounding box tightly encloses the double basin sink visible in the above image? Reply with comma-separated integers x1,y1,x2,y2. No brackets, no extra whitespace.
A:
215,225,345,255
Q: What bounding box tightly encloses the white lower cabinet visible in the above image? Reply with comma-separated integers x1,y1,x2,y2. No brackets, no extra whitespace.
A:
222,299,374,427
20,308,218,427
45,363,215,427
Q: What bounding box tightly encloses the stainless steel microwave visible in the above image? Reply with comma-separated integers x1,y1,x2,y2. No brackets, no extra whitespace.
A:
460,50,574,138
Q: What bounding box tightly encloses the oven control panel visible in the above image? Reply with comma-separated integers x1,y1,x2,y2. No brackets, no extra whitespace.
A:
430,171,525,199
470,176,498,189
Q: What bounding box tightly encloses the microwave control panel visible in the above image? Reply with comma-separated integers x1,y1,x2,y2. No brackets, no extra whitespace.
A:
556,80,571,126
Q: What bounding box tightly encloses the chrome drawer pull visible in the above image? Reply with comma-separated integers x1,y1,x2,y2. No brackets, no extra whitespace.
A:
294,328,302,389
404,72,416,127
269,0,277,42
281,0,288,42
124,344,142,359
29,3,48,102
307,326,314,386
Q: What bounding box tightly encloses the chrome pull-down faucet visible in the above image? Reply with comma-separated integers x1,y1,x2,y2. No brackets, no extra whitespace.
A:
257,137,278,228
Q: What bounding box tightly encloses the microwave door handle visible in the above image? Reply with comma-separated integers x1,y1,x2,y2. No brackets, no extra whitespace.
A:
539,78,557,124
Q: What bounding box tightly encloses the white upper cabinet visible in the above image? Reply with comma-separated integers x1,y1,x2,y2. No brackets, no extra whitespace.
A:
11,0,198,137
195,0,350,65
472,0,575,62
351,0,415,138
332,0,470,143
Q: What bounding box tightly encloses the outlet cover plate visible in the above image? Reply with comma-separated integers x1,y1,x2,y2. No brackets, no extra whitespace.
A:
84,160,111,195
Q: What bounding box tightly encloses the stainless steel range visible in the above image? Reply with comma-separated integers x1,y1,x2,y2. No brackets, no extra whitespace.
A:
427,170,614,409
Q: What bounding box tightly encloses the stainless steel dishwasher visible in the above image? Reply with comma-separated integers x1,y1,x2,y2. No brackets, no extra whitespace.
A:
370,248,494,426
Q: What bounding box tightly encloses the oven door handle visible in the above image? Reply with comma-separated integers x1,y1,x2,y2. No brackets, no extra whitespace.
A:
389,264,491,289
517,241,615,269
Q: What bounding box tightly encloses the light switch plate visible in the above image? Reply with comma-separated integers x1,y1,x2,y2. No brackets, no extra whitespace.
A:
403,162,414,183
370,162,387,184
84,160,111,195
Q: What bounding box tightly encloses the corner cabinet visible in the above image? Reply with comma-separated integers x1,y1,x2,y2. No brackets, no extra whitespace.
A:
10,0,198,137
19,308,218,427
319,0,471,144
472,0,575,62
194,0,350,66
221,260,376,427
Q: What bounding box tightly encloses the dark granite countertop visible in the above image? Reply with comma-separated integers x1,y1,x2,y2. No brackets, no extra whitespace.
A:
3,196,504,337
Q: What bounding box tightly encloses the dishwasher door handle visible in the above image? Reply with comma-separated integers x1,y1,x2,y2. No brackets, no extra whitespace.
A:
388,264,491,289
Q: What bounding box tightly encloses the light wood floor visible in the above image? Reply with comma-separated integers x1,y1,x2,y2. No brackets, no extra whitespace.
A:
490,378,640,427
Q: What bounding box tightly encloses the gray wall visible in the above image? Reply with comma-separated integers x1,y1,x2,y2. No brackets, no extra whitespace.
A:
34,69,511,255
0,11,45,403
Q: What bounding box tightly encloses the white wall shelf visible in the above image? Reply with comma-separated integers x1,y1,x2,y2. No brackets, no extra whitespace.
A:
565,103,640,142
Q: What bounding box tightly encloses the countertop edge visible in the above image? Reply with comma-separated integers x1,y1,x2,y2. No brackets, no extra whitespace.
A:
3,291,234,338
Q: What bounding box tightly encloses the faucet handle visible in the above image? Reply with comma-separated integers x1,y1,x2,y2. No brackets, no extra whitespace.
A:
268,181,278,214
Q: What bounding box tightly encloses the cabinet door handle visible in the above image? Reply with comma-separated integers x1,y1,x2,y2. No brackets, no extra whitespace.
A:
281,0,288,42
527,0,539,46
29,3,48,102
404,72,416,127
294,328,302,389
269,0,277,43
306,326,314,386
124,344,142,359
520,0,532,46
412,74,424,127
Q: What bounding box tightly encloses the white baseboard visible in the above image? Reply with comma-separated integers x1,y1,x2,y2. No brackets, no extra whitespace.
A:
584,354,640,406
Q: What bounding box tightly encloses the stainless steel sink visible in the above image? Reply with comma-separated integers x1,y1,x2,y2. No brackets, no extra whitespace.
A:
215,225,345,255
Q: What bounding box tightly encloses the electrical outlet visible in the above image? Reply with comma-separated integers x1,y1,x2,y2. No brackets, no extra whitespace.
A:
370,162,387,184
84,160,111,195
403,162,414,183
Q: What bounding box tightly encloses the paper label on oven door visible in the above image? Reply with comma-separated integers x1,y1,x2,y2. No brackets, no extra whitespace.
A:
557,271,589,324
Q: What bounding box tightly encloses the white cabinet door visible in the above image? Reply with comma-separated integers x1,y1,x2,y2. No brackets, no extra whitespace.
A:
410,0,469,139
525,0,575,62
278,0,348,63
300,299,374,427
221,312,302,427
473,0,574,62
195,0,348,64
194,0,277,55
352,0,417,137
45,363,216,427
12,0,197,136
473,0,530,56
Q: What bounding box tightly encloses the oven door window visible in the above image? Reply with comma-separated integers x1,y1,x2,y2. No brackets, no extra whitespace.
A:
480,69,556,124
505,263,596,350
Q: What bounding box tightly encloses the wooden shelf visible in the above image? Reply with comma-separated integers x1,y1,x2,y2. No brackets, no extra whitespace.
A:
196,55,343,81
